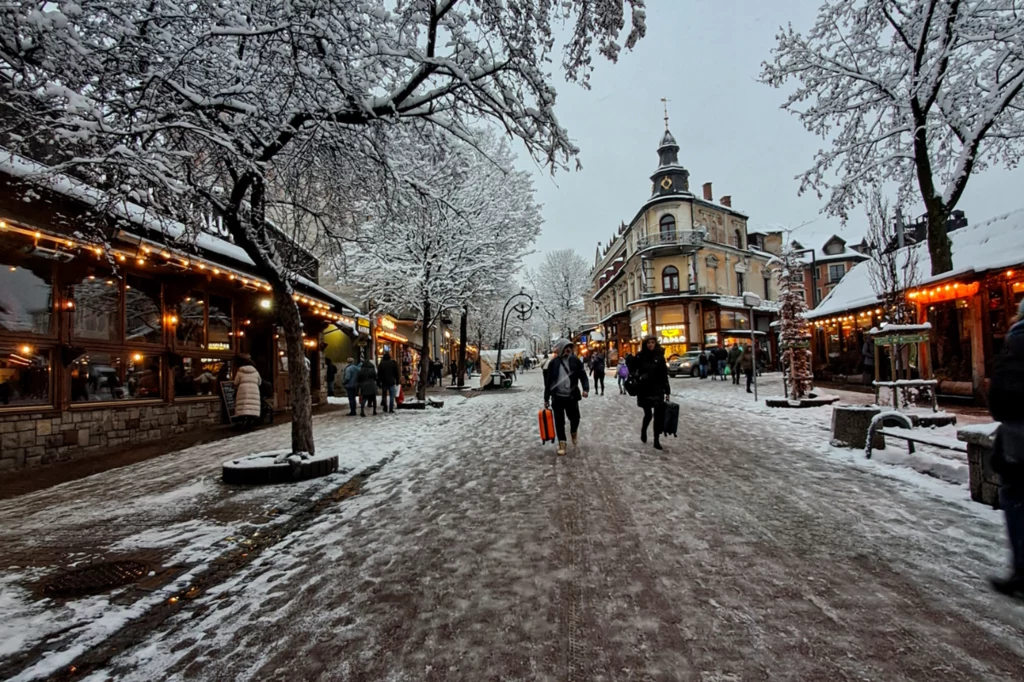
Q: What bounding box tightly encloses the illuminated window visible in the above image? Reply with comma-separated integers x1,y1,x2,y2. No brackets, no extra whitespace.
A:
0,343,51,407
69,352,161,403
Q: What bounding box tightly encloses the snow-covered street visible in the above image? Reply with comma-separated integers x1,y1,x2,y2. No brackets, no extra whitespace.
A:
3,372,1022,681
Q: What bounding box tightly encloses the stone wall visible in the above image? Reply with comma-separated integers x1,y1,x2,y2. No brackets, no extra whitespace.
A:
0,400,223,473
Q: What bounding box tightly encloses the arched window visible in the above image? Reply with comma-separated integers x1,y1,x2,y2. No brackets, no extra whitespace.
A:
733,229,743,249
662,266,680,294
659,214,676,241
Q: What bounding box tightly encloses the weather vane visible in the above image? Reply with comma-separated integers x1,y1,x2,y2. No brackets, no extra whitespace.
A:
661,97,670,131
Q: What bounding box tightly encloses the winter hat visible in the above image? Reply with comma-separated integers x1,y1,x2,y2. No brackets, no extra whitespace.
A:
553,338,572,354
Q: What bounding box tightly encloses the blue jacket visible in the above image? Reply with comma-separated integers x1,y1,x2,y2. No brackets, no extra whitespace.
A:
342,362,360,390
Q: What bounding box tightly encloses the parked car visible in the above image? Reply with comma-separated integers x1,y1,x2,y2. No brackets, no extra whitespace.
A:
668,351,703,378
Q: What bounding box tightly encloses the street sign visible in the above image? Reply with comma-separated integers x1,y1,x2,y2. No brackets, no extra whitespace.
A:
874,333,929,345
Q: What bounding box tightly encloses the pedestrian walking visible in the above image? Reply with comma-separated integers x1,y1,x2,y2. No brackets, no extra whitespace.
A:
713,345,727,381
357,360,378,416
591,351,606,396
698,348,709,379
450,360,459,386
862,337,875,383
543,339,590,455
630,337,671,450
728,343,742,385
342,357,360,416
325,357,337,398
989,299,1024,598
377,351,400,413
739,345,755,393
616,358,629,394
232,354,262,428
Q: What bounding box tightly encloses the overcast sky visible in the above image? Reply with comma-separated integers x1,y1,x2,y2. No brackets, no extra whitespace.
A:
520,0,1024,268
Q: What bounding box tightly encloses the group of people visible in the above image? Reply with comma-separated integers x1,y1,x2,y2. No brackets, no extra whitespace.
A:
695,344,757,392
338,353,402,416
542,337,672,455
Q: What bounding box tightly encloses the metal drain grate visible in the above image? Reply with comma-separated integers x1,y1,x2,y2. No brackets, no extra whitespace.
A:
42,560,151,598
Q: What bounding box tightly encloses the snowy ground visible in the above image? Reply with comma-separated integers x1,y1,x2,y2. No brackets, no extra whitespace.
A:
0,395,471,682
0,371,1014,680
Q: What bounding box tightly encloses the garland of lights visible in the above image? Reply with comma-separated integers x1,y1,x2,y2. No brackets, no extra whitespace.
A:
0,218,347,323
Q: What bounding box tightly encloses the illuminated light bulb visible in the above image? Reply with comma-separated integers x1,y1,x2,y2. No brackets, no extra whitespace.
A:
118,254,126,262
161,251,170,258
142,246,151,253
137,258,145,265
106,279,114,285
66,240,74,247
213,268,221,275
8,266,14,272
88,275,95,280
21,345,32,354
169,315,178,324
260,298,272,310
132,353,143,361
34,231,41,238
198,263,205,270
229,274,236,280
0,220,5,228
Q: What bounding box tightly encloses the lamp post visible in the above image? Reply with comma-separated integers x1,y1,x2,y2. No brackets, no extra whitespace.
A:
743,291,761,401
495,290,534,386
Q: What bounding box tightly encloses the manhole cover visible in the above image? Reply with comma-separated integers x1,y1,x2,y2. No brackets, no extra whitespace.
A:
42,560,151,598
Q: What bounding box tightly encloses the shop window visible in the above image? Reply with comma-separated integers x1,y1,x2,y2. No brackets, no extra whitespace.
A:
177,290,205,347
173,356,232,397
662,266,680,293
126,275,162,344
69,351,161,403
73,275,120,341
0,255,53,335
207,294,233,351
719,311,750,330
0,343,50,407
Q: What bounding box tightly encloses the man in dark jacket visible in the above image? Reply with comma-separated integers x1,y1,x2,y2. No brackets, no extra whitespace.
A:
989,300,1024,597
591,352,606,396
342,357,360,416
325,358,337,398
377,352,401,413
728,343,742,385
544,339,590,455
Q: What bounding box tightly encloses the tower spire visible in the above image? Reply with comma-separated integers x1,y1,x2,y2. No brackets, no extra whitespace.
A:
661,97,670,131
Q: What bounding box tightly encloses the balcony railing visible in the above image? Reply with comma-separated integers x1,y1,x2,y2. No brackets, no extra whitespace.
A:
637,230,705,252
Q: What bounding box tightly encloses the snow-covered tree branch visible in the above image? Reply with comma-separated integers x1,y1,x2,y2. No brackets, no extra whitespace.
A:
528,249,591,339
761,0,1024,276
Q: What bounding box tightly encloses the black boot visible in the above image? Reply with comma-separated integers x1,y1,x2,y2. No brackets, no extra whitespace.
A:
641,415,650,443
989,575,1024,597
653,433,663,450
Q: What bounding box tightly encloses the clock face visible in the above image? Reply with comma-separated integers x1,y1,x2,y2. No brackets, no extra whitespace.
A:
660,177,673,190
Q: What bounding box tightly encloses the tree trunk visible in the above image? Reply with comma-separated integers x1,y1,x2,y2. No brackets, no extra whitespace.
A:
277,288,315,455
224,175,314,457
458,304,468,387
926,205,954,275
418,298,431,401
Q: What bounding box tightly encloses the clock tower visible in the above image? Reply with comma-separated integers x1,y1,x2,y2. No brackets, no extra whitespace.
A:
649,128,690,198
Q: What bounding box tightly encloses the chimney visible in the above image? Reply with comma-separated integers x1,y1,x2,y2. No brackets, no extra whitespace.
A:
702,182,713,201
720,195,732,208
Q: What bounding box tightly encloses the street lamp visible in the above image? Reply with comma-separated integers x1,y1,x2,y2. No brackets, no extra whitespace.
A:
495,290,535,386
743,291,761,400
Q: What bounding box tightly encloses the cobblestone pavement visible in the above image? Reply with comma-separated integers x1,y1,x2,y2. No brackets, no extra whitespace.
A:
66,372,1024,682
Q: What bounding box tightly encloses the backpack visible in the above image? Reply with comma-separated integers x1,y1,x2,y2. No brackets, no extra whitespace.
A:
617,365,628,378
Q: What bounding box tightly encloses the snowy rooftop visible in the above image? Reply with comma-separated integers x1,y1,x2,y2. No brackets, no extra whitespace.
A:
798,235,871,264
808,207,1024,319
711,294,781,313
0,147,359,313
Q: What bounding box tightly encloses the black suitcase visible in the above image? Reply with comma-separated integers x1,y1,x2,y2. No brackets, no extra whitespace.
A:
662,401,679,437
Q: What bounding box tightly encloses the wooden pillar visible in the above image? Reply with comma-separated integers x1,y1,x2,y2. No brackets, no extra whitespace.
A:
916,302,931,379
969,292,986,399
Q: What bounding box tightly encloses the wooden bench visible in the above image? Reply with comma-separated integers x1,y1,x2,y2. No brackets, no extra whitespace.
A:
865,411,967,459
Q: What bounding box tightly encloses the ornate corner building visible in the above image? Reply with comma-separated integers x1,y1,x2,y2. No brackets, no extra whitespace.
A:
588,126,779,362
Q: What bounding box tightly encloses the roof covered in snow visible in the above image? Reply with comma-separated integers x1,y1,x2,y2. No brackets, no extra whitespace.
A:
808,207,1024,319
799,234,871,264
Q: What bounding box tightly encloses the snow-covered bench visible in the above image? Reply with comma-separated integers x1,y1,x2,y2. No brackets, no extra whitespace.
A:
865,411,966,459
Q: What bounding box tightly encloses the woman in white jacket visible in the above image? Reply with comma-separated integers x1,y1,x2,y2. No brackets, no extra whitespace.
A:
233,355,263,426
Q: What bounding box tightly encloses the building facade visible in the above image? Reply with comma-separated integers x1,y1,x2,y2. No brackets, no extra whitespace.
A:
0,149,358,472
589,128,779,362
805,208,1024,399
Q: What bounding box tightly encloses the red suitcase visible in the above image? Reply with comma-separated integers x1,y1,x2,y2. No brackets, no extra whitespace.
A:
538,409,556,443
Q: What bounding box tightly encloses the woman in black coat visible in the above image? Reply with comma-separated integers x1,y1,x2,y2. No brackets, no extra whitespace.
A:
629,337,672,450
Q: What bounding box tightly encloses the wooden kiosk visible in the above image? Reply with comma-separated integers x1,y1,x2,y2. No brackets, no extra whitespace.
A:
869,322,937,412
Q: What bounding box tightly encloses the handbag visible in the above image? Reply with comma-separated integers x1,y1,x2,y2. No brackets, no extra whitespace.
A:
624,374,639,396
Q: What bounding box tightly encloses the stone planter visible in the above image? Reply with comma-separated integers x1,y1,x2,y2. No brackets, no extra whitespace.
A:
957,424,1000,508
831,405,884,450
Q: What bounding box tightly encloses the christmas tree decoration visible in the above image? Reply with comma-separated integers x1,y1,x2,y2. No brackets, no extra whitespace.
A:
776,244,814,401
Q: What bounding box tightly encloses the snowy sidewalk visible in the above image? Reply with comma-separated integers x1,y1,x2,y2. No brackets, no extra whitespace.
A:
38,371,1024,682
0,396,473,682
